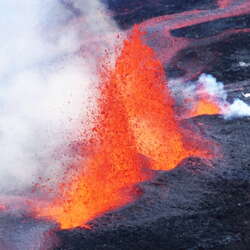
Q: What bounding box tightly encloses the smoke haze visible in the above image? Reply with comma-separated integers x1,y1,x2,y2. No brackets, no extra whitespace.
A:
0,0,119,195
170,73,250,119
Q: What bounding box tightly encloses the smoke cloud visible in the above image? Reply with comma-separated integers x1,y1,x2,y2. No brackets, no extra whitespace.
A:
0,0,119,195
170,73,250,119
197,74,250,119
0,0,120,248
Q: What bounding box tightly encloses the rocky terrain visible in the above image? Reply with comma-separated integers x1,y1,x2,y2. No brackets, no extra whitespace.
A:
54,1,250,249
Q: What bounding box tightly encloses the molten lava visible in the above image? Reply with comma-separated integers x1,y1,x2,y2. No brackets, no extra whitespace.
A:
112,26,211,170
34,61,149,229
0,204,5,211
190,96,221,117
34,26,213,229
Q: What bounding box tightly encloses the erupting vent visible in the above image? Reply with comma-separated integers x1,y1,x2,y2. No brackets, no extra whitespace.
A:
33,27,214,229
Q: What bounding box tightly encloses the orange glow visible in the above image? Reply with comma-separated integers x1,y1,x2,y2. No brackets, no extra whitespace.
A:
34,61,149,229
0,204,5,211
34,26,213,229
190,96,221,117
113,26,211,170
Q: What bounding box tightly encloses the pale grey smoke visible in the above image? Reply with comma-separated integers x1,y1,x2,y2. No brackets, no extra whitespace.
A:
197,74,250,119
0,0,120,248
224,98,250,119
0,0,119,195
170,73,250,119
197,74,227,101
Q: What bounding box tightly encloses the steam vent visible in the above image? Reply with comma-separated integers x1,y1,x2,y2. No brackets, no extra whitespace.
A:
1,0,250,249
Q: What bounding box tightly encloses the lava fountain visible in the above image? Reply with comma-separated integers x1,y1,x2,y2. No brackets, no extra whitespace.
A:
190,97,221,116
34,26,214,229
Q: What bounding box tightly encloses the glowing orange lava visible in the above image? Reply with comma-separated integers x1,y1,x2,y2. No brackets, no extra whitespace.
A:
190,97,221,117
113,26,211,170
0,204,5,211
34,26,213,229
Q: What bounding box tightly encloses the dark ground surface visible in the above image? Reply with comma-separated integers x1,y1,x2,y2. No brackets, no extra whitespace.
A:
167,31,250,83
53,1,250,249
55,113,250,250
1,112,250,249
105,0,250,84
105,0,217,30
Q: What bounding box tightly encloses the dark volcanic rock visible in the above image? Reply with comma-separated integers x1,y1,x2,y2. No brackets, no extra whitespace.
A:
106,0,216,29
167,32,250,83
171,14,250,39
0,214,58,249
56,116,250,250
207,33,250,83
106,1,250,83
49,1,250,249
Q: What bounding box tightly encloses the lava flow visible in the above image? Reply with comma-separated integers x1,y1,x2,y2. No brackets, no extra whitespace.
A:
0,204,5,211
190,95,221,117
34,26,214,229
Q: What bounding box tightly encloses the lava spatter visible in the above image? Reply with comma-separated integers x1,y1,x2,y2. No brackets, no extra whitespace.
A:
33,26,214,229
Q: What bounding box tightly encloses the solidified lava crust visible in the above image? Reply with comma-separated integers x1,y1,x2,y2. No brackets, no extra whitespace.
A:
55,116,250,250
107,0,217,29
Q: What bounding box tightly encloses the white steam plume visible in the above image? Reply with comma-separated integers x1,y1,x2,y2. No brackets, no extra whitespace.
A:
224,98,250,119
0,0,119,195
0,1,120,249
198,74,250,119
170,73,250,119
